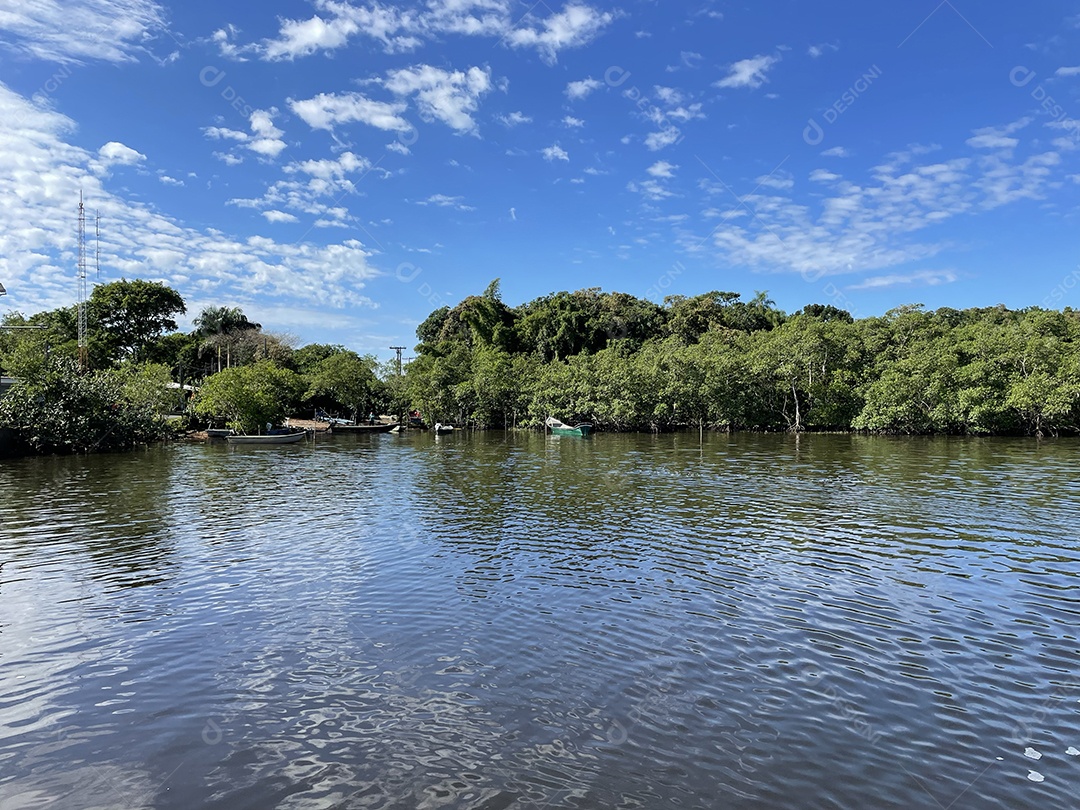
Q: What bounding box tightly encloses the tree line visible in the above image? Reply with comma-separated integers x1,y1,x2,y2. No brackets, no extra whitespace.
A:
0,279,394,451
3,276,1078,453
404,280,1080,436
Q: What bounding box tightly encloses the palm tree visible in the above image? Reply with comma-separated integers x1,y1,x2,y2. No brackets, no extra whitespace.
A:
193,306,261,372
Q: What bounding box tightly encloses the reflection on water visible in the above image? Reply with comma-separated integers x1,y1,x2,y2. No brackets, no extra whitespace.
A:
1,432,1078,808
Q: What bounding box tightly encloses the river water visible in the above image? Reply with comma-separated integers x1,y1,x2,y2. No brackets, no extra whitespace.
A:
0,432,1077,809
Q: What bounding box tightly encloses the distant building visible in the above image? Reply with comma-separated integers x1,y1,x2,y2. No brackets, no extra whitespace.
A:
0,377,16,398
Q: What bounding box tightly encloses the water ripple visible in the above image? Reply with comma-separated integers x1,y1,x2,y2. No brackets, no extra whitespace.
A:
1,434,1078,808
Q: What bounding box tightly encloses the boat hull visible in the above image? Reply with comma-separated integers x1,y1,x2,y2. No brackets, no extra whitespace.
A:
226,432,307,445
550,424,592,437
331,423,398,434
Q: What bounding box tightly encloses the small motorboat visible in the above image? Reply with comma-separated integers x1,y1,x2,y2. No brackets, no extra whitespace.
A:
545,416,592,437
330,422,398,434
226,431,307,445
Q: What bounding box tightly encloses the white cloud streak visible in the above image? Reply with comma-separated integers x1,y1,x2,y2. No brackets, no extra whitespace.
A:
714,54,779,89
247,0,612,63
0,0,167,64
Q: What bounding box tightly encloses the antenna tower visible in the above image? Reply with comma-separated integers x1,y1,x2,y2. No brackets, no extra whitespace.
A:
95,212,101,280
77,191,88,371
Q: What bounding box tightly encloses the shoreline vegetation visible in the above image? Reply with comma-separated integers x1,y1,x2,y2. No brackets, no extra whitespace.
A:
2,277,1079,456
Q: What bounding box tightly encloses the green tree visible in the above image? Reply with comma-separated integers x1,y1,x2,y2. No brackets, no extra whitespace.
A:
304,352,383,421
293,343,348,374
192,361,303,434
0,357,173,453
90,279,186,363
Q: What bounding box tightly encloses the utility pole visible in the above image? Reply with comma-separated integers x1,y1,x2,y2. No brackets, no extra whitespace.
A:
389,346,405,377
389,346,406,425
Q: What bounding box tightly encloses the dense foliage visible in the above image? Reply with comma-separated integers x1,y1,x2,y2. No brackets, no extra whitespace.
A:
0,281,391,452
4,277,1079,451
0,358,174,453
404,283,1080,436
191,361,305,434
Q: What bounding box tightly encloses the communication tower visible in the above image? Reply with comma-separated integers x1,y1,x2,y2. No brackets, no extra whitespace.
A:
77,191,88,371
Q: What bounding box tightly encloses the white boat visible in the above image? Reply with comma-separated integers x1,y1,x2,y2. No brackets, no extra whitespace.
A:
433,423,455,435
226,431,307,445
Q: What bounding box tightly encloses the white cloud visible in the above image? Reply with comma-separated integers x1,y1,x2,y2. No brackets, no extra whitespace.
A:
967,133,1019,150
98,141,146,166
542,145,569,162
203,109,288,160
509,207,516,220
654,86,685,105
809,168,841,182
417,193,475,211
563,115,584,128
0,0,167,64
425,0,509,37
286,151,371,181
158,173,184,186
203,126,249,142
228,151,379,226
628,179,673,201
262,1,420,59
966,118,1031,152
1055,66,1080,77
506,4,615,63
288,92,411,132
714,54,779,89
497,111,532,126
566,77,603,100
210,24,250,60
251,1,611,63
692,135,1063,281
846,270,958,290
383,64,492,134
0,83,379,319
644,128,680,151
247,109,288,158
262,210,299,223
807,43,837,59
755,172,794,190
821,146,849,157
647,160,677,178
666,103,705,123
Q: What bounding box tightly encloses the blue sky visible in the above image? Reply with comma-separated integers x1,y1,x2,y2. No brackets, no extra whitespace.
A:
2,1,1080,358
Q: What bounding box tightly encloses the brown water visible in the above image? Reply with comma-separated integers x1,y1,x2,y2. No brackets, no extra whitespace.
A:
0,432,1078,808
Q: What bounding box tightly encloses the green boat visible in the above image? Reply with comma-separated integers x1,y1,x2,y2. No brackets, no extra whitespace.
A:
545,417,593,437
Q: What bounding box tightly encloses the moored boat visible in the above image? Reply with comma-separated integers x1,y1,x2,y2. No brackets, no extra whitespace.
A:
226,431,307,445
545,416,592,437
330,422,398,434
